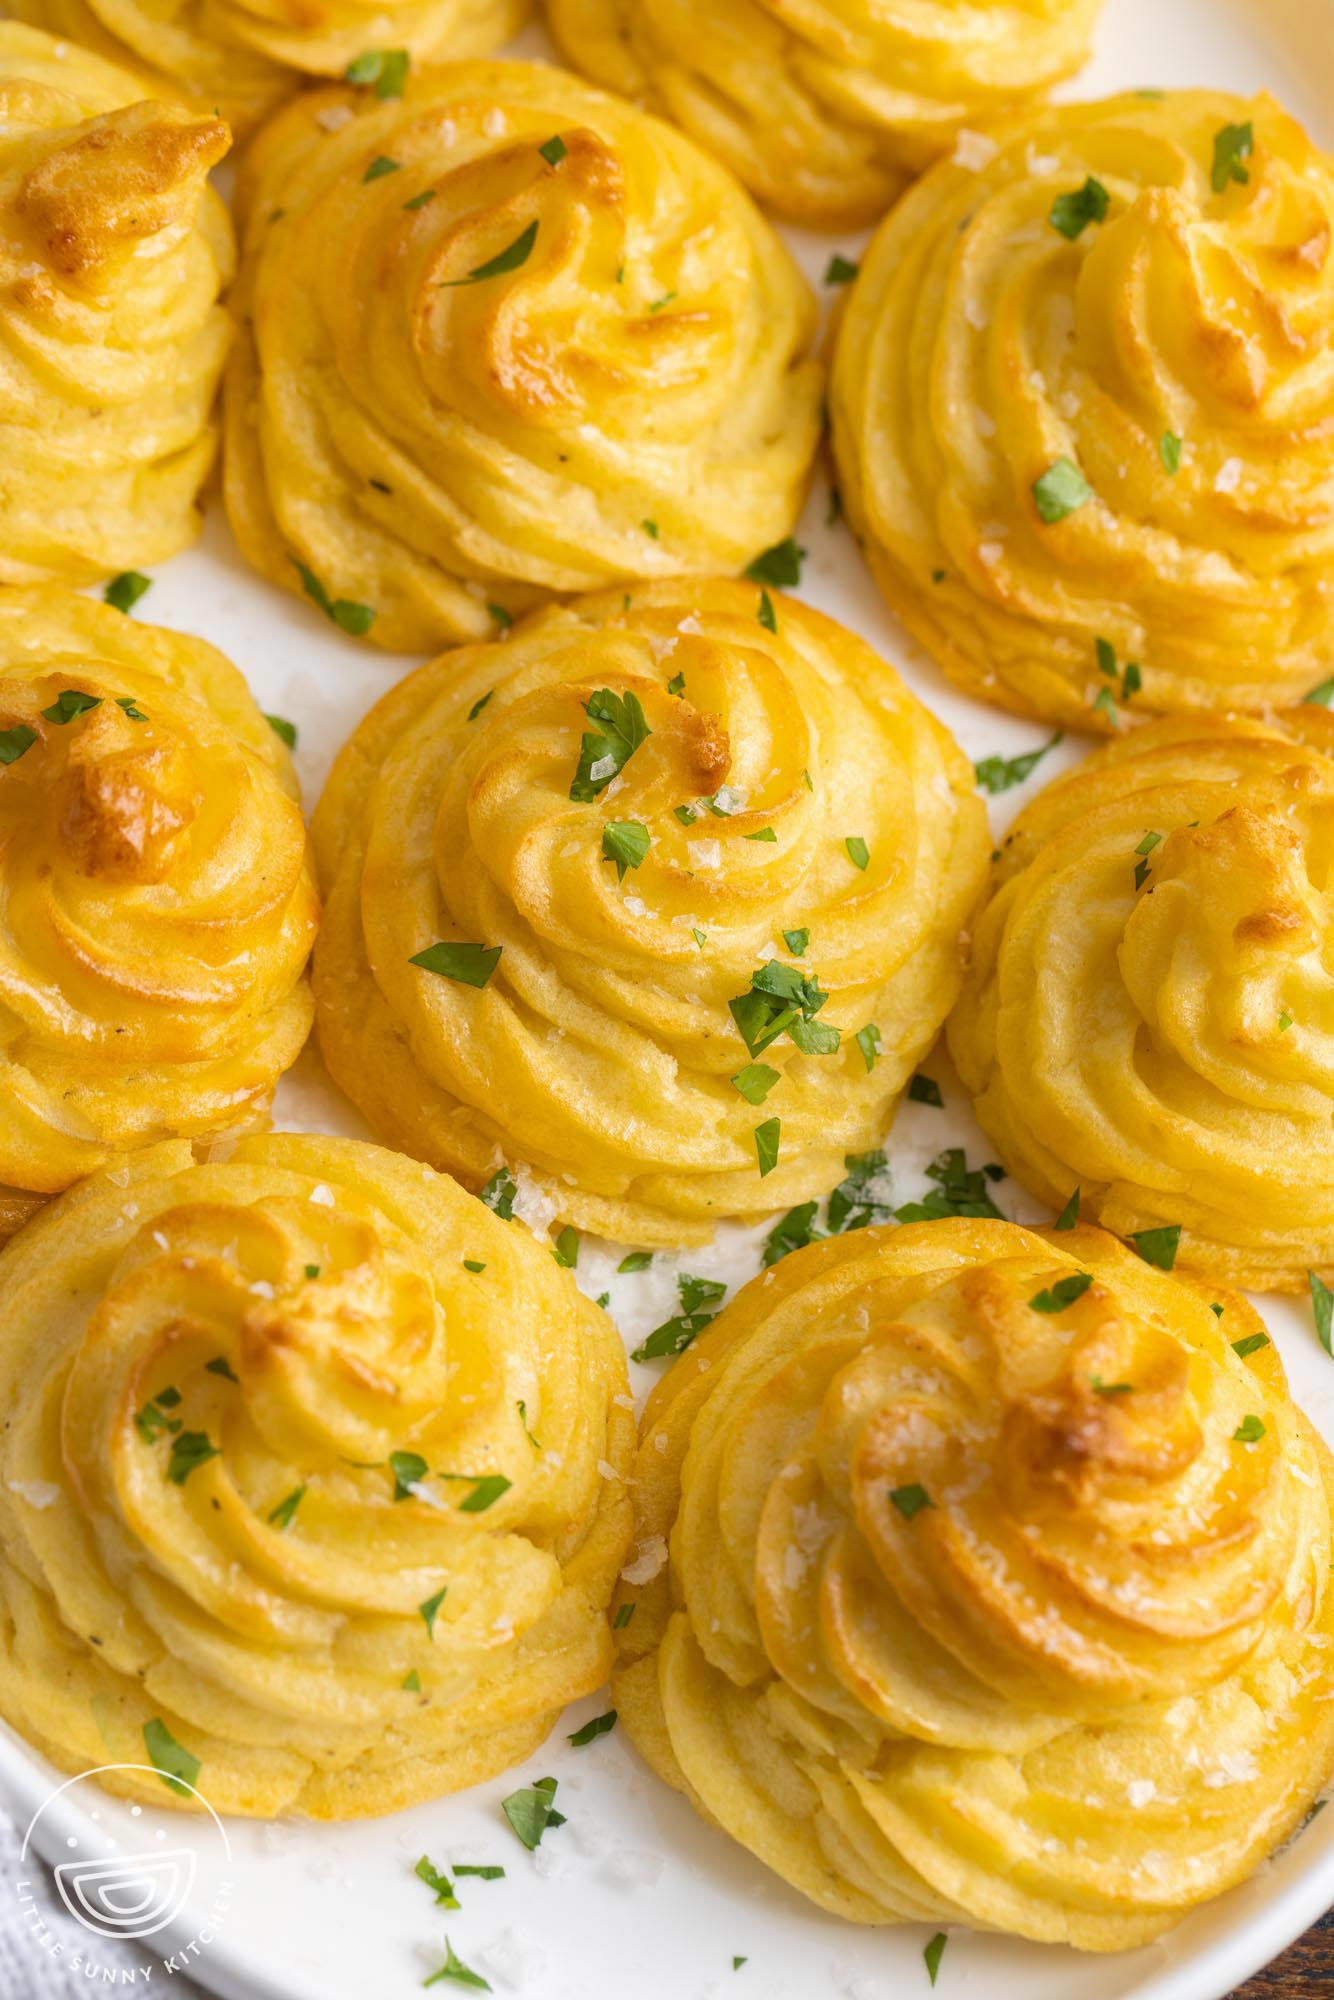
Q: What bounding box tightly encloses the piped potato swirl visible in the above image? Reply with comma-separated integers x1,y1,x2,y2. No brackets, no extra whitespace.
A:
831,91,1334,729
0,590,317,1215
614,1218,1334,1948
545,0,1100,228
949,713,1334,1291
224,61,823,651
311,580,988,1243
0,1135,633,1815
8,0,530,137
0,24,234,586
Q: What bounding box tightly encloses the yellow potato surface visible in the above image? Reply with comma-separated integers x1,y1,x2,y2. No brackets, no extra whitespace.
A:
831,91,1334,729
9,0,529,136
311,579,989,1242
0,23,234,585
613,1217,1334,1947
224,62,823,651
0,1133,633,1816
949,712,1334,1291
0,589,318,1208
546,0,1099,228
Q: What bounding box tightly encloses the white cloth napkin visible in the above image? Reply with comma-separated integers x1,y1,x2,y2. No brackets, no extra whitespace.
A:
0,1797,209,1998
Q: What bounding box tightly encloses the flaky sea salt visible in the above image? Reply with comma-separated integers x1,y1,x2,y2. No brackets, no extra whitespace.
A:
954,129,999,171
621,1535,667,1585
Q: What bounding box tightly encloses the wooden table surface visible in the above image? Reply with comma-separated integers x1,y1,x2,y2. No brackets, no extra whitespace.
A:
1230,1908,1334,1993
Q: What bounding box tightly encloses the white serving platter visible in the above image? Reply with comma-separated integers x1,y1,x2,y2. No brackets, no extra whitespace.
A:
3,4,1334,1997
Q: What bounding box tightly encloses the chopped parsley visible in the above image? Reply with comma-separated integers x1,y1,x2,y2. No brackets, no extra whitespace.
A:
974,732,1062,794
1130,1224,1181,1271
206,1355,239,1381
762,1199,822,1266
267,1486,304,1530
744,826,778,842
479,1167,517,1218
632,1272,727,1361
457,1474,511,1513
924,1933,948,1987
1211,121,1253,194
538,134,567,166
423,1940,490,1990
362,154,400,181
602,820,650,880
1049,175,1109,239
844,835,870,871
1033,457,1093,523
617,1251,652,1273
389,1450,430,1500
1091,1375,1133,1396
568,1709,617,1745
1054,1187,1080,1230
166,1432,219,1485
291,558,375,635
612,1602,635,1629
404,188,437,211
454,1864,505,1880
42,689,101,724
0,725,36,765
1232,1332,1270,1360
907,1075,943,1107
824,254,859,285
757,589,777,633
410,941,502,987
889,1484,933,1520
1310,1270,1334,1355
143,1718,200,1798
104,571,151,614
1028,1271,1092,1314
570,688,651,802
414,1855,459,1909
856,1023,881,1072
642,519,659,537
134,1389,182,1444
345,47,408,96
1305,677,1334,707
729,959,832,1058
745,538,806,588
468,689,495,720
667,671,685,696
264,713,297,749
782,927,808,955
732,1063,780,1105
441,219,539,287
419,1585,448,1635
648,292,677,313
754,1117,781,1177
463,1258,486,1274
552,1225,579,1269
501,1775,565,1850
1160,431,1183,474
1233,1414,1265,1444
894,1148,1003,1224
517,1399,540,1449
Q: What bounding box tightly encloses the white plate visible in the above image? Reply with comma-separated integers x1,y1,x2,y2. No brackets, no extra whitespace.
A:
3,5,1334,1997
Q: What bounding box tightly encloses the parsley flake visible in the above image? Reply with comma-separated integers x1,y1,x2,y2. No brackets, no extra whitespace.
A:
568,1709,617,1745
782,927,808,955
745,538,805,588
907,1075,943,1107
0,725,36,766
268,1486,304,1530
480,1168,517,1219
890,1483,933,1520
291,558,375,635
602,819,651,880
1130,1224,1181,1271
1160,431,1183,474
754,1116,781,1177
264,713,297,749
441,218,539,287
419,1585,448,1635
1029,1271,1092,1314
42,689,101,724
143,1719,200,1798
618,1251,652,1272
824,253,859,285
104,571,151,614
1233,1414,1265,1444
414,1855,459,1909
856,1023,881,1072
1054,1187,1081,1230
553,1225,579,1269
410,941,502,988
345,47,409,97
538,134,567,166
1232,1332,1270,1359
632,1273,727,1362
571,687,651,802
1033,457,1093,523
732,1063,780,1105
1211,121,1254,194
974,732,1062,794
924,1933,948,1987
166,1432,219,1485
757,589,777,633
1049,175,1109,239
1309,1270,1334,1355
501,1775,566,1850
363,154,400,181
845,835,870,871
423,1939,490,1990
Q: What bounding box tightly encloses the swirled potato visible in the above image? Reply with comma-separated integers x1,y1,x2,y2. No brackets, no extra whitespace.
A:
0,589,318,1210
224,61,823,652
0,24,235,586
311,580,989,1243
7,1,530,137
544,0,1100,229
0,1133,633,1816
948,713,1334,1291
830,91,1334,730
613,1217,1334,1947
